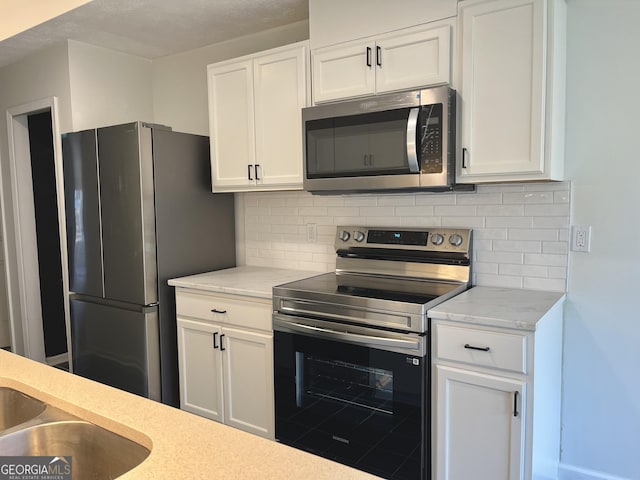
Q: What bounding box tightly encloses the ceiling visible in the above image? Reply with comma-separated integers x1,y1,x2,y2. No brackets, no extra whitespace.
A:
0,0,309,69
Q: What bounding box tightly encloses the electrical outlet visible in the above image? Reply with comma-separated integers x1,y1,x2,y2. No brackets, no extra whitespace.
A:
571,225,591,252
307,223,317,243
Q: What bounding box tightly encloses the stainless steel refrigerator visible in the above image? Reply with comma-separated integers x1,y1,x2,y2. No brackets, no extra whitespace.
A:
62,122,235,406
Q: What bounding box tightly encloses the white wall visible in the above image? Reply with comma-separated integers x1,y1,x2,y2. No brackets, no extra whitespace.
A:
560,2,640,479
67,40,153,132
238,182,570,292
152,20,309,136
0,42,73,354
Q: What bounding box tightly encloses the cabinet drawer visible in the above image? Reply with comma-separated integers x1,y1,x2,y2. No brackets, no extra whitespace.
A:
434,324,527,374
176,290,272,331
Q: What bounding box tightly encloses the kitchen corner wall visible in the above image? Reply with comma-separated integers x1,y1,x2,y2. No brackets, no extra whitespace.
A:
237,181,570,292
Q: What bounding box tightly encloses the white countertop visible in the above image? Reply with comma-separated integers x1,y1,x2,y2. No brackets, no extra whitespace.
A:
428,286,565,331
168,266,320,299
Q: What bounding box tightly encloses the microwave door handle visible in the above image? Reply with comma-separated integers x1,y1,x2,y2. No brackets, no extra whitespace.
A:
406,107,420,173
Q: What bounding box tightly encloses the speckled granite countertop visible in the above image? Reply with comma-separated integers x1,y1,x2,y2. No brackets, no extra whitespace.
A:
168,266,320,298
428,286,565,331
0,350,379,479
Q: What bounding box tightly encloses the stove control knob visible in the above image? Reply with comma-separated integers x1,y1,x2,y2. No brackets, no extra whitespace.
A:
354,231,366,242
449,233,464,247
339,230,351,242
431,233,444,246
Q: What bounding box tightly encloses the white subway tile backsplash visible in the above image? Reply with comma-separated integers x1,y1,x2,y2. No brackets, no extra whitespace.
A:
475,274,524,289
359,206,395,217
378,195,416,206
525,204,570,217
477,205,525,217
394,206,436,217
524,253,568,267
533,216,571,228
508,229,559,241
434,205,477,216
474,228,508,240
442,216,485,228
473,262,499,274
524,277,567,291
503,191,554,204
456,193,503,205
239,182,570,292
475,251,524,265
415,194,457,205
493,240,542,253
400,216,442,227
485,216,534,228
542,241,569,254
499,264,549,278
343,196,378,206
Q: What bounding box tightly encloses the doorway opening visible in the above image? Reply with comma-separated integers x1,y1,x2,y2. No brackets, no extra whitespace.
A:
2,97,70,368
27,112,68,363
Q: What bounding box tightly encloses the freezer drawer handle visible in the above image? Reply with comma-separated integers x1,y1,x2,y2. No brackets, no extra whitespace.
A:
464,343,490,352
212,332,219,349
211,309,227,314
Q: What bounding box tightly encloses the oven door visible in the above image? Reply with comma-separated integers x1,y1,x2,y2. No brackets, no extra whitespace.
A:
273,313,428,480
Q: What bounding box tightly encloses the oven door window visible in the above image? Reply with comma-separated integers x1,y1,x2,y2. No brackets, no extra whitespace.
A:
274,330,426,480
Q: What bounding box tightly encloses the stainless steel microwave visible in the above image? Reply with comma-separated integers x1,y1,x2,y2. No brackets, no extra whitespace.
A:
303,86,461,194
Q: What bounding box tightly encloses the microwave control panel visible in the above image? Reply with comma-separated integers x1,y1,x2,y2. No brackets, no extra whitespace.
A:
419,103,443,174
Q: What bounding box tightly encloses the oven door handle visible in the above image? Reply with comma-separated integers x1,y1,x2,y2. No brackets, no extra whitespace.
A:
273,316,423,352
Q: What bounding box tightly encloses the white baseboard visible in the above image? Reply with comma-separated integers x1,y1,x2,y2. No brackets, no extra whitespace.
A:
46,352,69,366
558,464,632,480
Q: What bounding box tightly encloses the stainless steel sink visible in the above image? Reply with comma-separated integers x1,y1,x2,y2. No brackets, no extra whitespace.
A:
0,386,150,479
0,387,46,431
0,420,150,479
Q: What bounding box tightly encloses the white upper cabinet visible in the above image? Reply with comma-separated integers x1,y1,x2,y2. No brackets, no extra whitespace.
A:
456,0,566,183
207,41,309,192
312,22,452,103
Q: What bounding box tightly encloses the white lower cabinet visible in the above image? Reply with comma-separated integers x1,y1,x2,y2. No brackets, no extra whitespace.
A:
435,365,525,480
175,289,274,439
432,316,562,480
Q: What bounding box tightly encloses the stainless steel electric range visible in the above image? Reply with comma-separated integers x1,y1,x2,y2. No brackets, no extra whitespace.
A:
272,226,472,480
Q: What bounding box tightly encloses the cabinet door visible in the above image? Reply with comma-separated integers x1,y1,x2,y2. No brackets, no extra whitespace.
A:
457,0,546,181
375,24,451,94
435,365,525,480
312,39,376,103
253,44,307,189
221,326,274,439
176,317,224,422
207,59,255,190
